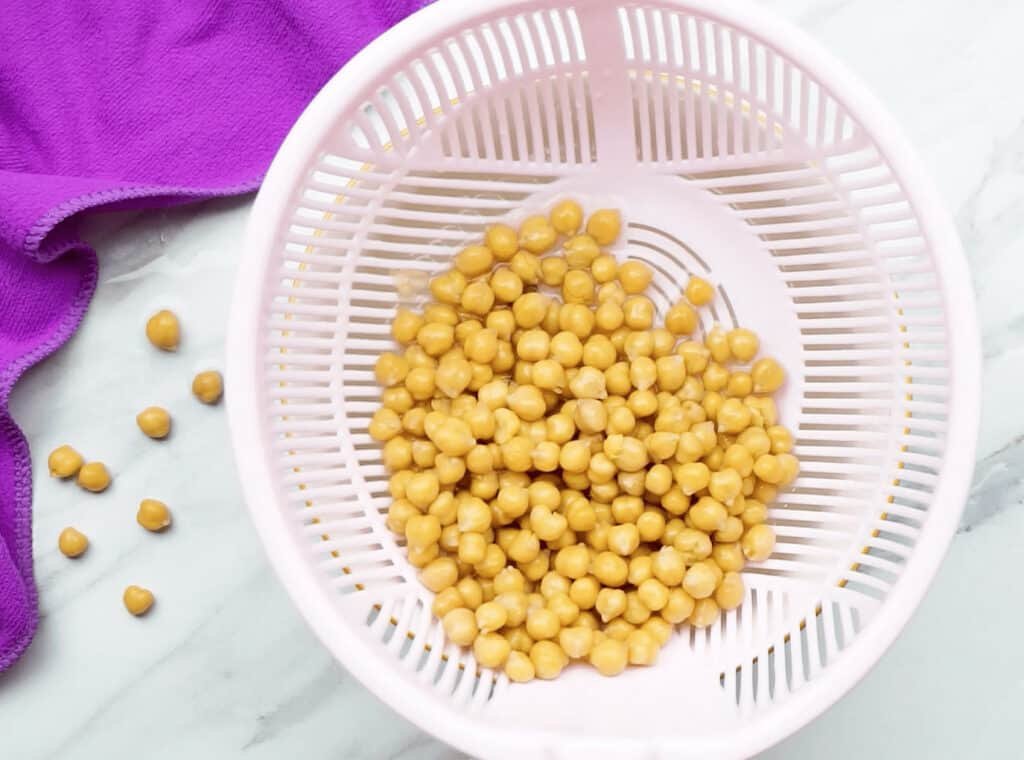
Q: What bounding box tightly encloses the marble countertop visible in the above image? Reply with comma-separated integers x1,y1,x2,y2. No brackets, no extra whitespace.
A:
2,0,1022,757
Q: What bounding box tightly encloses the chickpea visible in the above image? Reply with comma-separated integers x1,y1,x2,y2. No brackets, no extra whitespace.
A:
453,246,492,278
505,650,536,682
627,629,660,666
137,498,172,532
461,281,495,316
685,275,714,306
586,209,621,246
192,370,223,404
550,199,583,235
623,296,655,330
48,444,84,478
539,256,569,287
751,357,785,393
123,585,156,616
391,308,423,343
742,523,776,562
146,310,180,350
530,640,569,679
592,551,628,587
136,407,172,439
519,215,557,254
58,527,89,558
589,637,628,676
562,269,595,305
77,461,111,493
617,260,652,294
430,269,467,304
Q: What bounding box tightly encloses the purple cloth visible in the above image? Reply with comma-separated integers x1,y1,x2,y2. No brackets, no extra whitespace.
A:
0,0,426,672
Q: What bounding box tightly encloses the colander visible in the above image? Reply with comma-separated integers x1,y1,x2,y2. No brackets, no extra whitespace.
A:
225,0,980,756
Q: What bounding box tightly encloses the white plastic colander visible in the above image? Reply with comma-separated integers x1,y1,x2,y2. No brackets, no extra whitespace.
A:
225,0,980,757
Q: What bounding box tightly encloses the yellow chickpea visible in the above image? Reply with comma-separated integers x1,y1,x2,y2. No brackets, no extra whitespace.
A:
490,267,524,303
146,310,180,350
665,301,698,335
454,244,494,277
685,275,714,306
135,407,172,439
77,461,111,493
58,527,89,558
550,199,583,235
485,224,519,260
519,215,558,254
505,650,536,682
530,640,569,679
589,637,628,676
137,498,172,532
586,209,621,246
617,260,652,294
192,370,224,404
48,444,84,478
123,585,155,616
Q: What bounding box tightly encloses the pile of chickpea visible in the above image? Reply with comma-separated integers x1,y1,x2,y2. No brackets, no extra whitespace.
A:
371,200,798,681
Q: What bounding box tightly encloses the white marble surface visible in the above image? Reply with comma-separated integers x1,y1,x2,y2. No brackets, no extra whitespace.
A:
2,0,1023,757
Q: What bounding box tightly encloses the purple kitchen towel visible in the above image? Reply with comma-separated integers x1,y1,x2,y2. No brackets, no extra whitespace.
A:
0,0,428,672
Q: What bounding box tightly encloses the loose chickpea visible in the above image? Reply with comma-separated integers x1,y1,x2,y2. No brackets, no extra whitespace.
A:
623,297,655,330
683,562,718,599
392,308,424,343
742,523,776,562
135,407,172,439
484,224,518,260
589,254,617,284
673,528,713,563
430,269,466,304
665,301,698,335
550,199,583,235
58,527,89,558
627,629,660,666
48,444,84,478
688,597,720,628
461,281,495,316
676,462,710,495
503,650,535,682
530,640,569,679
751,357,785,393
617,260,652,294
562,269,595,305
592,551,628,587
564,235,601,267
519,215,558,254
474,600,508,633
452,244,491,277
490,267,524,303
123,585,155,616
137,498,172,532
590,637,628,676
446,609,478,646
77,461,111,493
146,310,180,350
685,275,714,306
192,370,224,404
596,587,627,623
512,292,549,328
586,209,621,246
526,607,561,640
456,577,485,610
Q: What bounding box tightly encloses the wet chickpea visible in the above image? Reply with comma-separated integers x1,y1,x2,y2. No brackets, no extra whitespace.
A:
586,209,621,246
519,215,558,254
617,260,652,294
685,275,714,306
